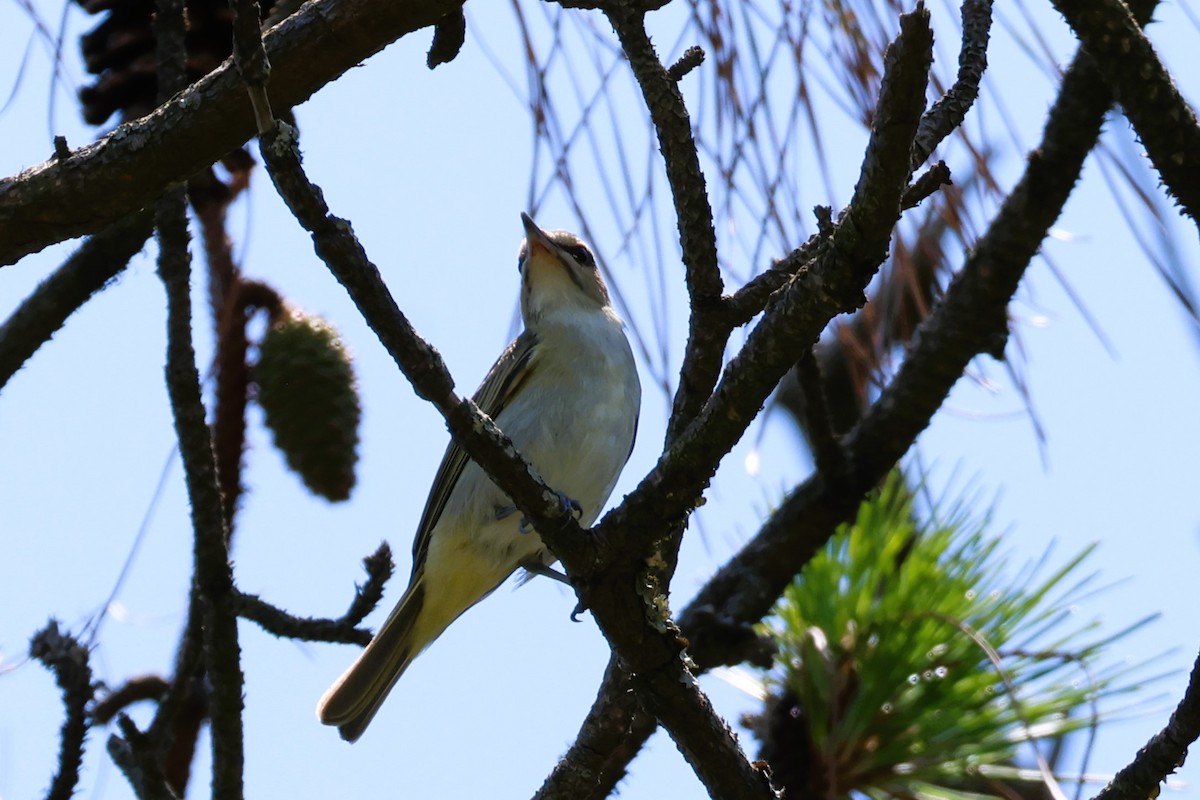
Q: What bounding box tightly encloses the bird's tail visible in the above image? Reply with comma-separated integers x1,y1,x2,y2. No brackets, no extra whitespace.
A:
316,578,428,742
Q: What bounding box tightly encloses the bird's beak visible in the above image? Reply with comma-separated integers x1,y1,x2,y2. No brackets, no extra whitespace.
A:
521,212,557,260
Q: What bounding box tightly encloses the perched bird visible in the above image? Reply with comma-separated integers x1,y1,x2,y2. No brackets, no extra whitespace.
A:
317,213,642,742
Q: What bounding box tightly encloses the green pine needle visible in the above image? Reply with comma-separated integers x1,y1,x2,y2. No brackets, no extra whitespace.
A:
756,470,1151,799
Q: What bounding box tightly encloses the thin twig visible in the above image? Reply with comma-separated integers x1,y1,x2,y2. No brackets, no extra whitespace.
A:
157,181,246,800
213,279,284,523
1050,0,1200,228
910,0,993,169
793,349,846,483
0,210,153,393
234,542,393,646
29,621,94,800
723,230,824,328
426,7,467,69
107,715,179,800
901,160,952,210
605,5,723,444
92,675,170,724
666,46,704,82
1093,646,1200,800
229,0,274,132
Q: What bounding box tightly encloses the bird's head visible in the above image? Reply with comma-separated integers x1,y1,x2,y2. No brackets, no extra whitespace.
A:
518,213,611,324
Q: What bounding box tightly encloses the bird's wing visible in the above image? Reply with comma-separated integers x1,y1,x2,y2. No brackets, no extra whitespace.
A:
408,330,540,577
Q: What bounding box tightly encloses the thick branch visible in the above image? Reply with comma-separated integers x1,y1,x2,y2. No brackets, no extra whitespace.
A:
536,10,933,798
594,4,931,572
1050,0,1200,227
684,0,1141,668
0,210,153,393
534,658,646,799
540,1,1159,791
1093,647,1200,800
0,0,463,266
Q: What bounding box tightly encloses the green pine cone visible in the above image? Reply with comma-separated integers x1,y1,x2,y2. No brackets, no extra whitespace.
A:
254,310,361,502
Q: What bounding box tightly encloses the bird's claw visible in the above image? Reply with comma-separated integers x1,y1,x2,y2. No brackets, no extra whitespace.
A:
555,491,583,522
570,600,588,622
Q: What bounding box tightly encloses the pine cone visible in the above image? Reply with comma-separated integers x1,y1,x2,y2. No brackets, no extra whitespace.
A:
254,310,361,502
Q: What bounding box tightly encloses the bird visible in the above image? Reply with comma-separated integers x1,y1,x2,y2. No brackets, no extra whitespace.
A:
316,213,642,742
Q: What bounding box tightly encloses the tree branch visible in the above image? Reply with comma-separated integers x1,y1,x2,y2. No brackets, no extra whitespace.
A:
593,3,931,572
213,279,284,523
1093,646,1200,800
538,0,1160,791
722,228,825,328
157,180,246,799
1050,0,1200,228
0,210,154,393
108,715,179,800
30,621,94,800
257,117,776,798
153,2,245,795
684,0,1151,669
534,658,646,799
0,0,464,266
604,5,723,442
536,9,934,797
910,0,993,169
256,123,587,551
234,542,393,646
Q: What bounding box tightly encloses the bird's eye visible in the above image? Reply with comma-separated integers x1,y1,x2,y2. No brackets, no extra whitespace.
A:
563,244,595,268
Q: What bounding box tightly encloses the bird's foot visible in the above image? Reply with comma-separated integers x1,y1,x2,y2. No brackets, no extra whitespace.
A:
496,492,582,534
556,491,584,521
521,562,588,621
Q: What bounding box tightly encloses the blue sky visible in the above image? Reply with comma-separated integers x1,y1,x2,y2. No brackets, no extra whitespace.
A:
2,1,1199,799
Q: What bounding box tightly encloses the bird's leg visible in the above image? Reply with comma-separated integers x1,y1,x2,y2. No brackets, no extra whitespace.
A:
521,561,589,622
523,561,571,586
495,504,535,534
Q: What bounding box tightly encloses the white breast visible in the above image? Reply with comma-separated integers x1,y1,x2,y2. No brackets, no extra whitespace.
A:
502,307,641,524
